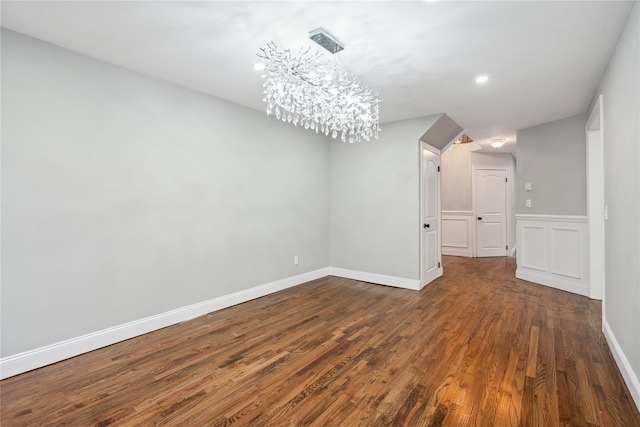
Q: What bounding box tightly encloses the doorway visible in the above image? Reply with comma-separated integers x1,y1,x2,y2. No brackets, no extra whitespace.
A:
586,95,605,301
420,142,443,288
473,166,511,257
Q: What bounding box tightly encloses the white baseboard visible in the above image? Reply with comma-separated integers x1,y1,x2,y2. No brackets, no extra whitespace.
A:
516,268,589,297
329,267,420,290
603,320,640,411
510,244,517,257
0,268,330,380
442,247,473,257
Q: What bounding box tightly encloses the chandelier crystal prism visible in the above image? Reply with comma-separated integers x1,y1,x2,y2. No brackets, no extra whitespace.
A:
257,42,380,143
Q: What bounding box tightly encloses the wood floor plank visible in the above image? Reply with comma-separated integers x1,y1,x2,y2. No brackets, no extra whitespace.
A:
2,256,639,426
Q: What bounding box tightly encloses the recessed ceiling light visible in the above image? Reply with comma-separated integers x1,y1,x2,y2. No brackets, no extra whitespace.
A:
475,75,489,83
490,138,506,148
253,62,265,71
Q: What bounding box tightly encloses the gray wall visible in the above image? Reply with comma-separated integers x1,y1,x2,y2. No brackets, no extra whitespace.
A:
441,143,474,212
516,114,587,215
1,30,330,357
420,114,463,151
591,2,639,387
329,115,440,280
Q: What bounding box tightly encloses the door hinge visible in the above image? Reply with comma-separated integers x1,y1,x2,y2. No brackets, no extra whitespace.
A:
438,262,441,268
437,166,440,172
505,177,508,182
506,245,508,250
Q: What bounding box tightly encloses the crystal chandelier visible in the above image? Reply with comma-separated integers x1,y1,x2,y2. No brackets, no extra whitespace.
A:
256,41,380,143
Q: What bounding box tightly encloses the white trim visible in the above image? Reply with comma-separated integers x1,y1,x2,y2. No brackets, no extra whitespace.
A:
440,128,468,154
472,210,477,257
0,268,329,380
330,267,421,291
442,210,474,216
442,247,473,258
603,320,640,411
586,94,605,301
586,94,603,130
515,214,588,223
510,244,517,257
422,142,441,156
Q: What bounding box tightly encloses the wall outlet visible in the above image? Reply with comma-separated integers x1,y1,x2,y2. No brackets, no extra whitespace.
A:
294,256,299,265
525,199,532,208
525,183,532,191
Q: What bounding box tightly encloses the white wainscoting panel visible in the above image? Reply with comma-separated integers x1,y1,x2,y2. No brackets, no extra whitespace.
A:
550,227,582,279
516,215,589,297
442,211,474,257
520,225,546,271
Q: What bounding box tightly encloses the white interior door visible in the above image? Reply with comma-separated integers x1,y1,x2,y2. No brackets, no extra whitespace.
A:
421,143,442,287
475,168,508,257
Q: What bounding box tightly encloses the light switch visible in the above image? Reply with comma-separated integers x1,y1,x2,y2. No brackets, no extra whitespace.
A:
526,199,532,208
525,183,532,191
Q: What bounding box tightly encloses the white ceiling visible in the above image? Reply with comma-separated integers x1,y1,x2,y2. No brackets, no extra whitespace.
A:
1,1,633,153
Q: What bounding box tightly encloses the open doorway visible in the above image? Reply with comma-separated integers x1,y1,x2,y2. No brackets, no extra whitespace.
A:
440,139,516,258
420,142,443,288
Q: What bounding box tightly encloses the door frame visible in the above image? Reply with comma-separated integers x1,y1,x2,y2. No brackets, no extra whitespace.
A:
472,166,512,257
420,142,443,288
586,94,605,302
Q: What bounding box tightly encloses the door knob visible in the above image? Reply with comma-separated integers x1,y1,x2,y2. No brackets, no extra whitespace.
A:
477,217,483,221
423,224,430,228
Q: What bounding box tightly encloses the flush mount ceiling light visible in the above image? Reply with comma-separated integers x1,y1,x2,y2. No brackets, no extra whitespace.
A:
490,138,507,148
256,29,380,143
475,75,489,83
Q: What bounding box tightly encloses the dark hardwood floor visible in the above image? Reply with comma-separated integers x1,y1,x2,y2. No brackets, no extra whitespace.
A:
1,256,639,426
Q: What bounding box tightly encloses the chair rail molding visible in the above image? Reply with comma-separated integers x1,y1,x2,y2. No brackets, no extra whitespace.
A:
516,214,588,223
